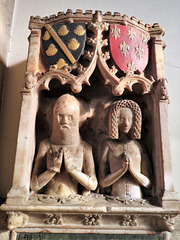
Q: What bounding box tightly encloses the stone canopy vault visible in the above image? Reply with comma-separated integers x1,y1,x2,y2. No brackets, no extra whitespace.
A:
1,9,179,239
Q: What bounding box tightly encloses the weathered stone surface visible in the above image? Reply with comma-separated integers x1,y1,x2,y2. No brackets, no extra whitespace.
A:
0,9,179,240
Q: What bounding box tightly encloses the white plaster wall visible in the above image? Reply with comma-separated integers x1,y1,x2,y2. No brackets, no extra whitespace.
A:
0,0,14,117
0,0,179,198
0,0,14,65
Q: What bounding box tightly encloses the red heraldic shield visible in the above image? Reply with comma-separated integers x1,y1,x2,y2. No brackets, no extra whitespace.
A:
109,25,150,74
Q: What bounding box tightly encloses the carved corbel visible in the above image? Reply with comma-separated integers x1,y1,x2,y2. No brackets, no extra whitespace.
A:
24,72,38,89
154,78,170,103
7,212,28,230
157,214,176,232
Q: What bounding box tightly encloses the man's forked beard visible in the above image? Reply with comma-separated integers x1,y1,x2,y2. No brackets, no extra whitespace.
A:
50,124,80,146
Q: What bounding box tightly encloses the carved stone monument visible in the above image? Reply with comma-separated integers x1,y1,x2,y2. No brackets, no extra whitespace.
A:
1,9,179,240
99,99,152,199
31,94,97,196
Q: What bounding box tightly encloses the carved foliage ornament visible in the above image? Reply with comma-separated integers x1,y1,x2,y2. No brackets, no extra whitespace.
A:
121,215,139,226
83,214,102,226
97,21,153,96
37,19,99,94
44,213,63,225
32,11,155,95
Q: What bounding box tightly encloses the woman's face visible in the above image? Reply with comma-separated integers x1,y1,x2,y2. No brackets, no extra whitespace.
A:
118,108,133,135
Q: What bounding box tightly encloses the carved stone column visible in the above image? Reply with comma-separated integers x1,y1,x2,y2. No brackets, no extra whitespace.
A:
6,29,41,205
6,90,38,205
7,28,41,205
151,35,165,80
151,33,179,207
26,29,41,73
157,85,179,208
1,9,179,239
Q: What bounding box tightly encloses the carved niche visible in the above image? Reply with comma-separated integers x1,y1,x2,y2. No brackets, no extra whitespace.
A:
1,9,179,239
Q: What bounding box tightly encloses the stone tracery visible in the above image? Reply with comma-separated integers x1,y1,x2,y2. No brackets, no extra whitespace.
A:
0,9,179,239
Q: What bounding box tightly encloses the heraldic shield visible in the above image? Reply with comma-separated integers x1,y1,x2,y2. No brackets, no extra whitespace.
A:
42,23,86,69
109,25,150,74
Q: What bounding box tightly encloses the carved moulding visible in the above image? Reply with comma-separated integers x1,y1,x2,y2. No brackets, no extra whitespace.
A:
2,207,179,237
7,212,28,230
44,213,63,225
24,10,164,95
1,194,179,233
1,9,179,240
121,215,139,227
97,30,155,96
95,13,155,96
24,13,99,94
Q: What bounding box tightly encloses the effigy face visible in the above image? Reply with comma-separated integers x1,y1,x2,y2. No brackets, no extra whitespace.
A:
1,9,179,239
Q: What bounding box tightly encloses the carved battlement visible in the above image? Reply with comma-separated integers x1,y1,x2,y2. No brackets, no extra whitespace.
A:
29,9,165,37
1,9,179,240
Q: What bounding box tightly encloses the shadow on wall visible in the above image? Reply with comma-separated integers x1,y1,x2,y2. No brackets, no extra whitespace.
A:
0,59,7,119
0,61,26,198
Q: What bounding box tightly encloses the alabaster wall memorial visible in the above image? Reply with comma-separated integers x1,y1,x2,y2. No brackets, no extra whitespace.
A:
1,9,180,240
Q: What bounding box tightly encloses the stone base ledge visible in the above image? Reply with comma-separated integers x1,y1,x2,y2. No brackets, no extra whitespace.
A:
1,194,180,233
